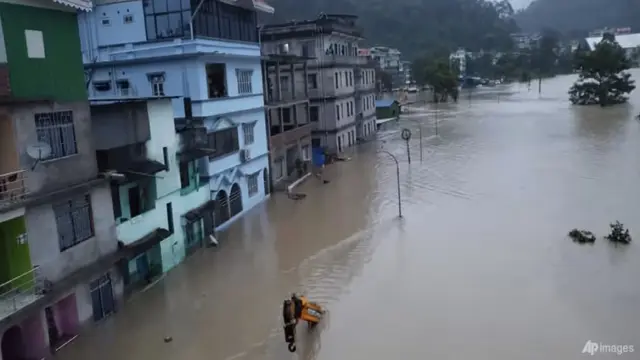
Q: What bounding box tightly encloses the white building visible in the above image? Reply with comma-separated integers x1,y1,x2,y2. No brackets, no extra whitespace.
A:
585,33,640,60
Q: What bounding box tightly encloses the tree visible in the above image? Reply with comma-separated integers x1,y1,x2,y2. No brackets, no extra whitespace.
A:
420,59,459,103
569,33,636,106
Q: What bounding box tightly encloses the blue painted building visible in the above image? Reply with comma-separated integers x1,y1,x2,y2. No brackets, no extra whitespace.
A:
77,0,275,237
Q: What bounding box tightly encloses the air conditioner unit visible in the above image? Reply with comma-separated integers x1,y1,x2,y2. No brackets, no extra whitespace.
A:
240,149,251,162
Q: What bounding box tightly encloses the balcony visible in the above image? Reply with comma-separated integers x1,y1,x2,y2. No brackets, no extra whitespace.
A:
116,207,168,245
177,126,214,162
270,123,312,150
89,82,140,101
0,266,45,322
264,89,308,107
0,170,28,210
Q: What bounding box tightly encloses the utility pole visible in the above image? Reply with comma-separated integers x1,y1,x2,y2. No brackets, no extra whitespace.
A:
380,151,403,218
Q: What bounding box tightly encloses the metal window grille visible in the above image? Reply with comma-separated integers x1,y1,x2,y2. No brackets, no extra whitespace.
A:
248,173,259,196
34,111,78,160
55,194,94,251
243,123,255,145
236,69,253,94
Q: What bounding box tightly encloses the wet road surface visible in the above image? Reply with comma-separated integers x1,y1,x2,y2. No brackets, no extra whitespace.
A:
58,72,640,360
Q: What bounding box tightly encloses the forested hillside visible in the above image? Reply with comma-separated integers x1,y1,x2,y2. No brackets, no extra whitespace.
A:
263,0,518,59
515,0,640,35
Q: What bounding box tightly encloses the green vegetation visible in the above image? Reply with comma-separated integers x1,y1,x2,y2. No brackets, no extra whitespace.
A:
412,58,458,102
267,0,518,60
568,33,636,106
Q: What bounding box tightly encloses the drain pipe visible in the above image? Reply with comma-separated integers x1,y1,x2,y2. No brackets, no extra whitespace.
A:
190,0,207,41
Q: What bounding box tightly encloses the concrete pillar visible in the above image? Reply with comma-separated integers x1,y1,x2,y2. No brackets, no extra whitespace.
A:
303,63,309,98
275,62,281,101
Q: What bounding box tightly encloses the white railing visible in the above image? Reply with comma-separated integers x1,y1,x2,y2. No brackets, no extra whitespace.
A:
0,266,46,321
0,169,28,208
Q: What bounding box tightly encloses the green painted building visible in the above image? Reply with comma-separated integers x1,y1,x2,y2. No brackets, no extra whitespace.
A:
0,1,86,101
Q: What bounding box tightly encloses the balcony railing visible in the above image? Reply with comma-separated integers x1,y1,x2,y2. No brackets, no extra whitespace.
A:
0,266,46,321
89,85,139,100
0,170,28,209
270,123,312,150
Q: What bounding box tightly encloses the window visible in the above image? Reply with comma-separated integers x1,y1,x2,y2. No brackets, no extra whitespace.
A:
166,202,174,233
207,127,239,159
274,157,284,179
307,74,318,89
191,1,257,42
312,138,321,147
302,145,310,161
150,74,165,96
123,14,134,24
336,104,340,120
310,106,319,122
340,103,344,118
144,0,191,40
207,63,227,98
55,194,94,251
248,173,259,197
162,147,169,170
236,69,253,94
348,72,353,86
25,30,45,59
243,122,255,145
179,161,191,189
334,74,339,89
301,41,314,57
35,111,78,160
280,75,289,92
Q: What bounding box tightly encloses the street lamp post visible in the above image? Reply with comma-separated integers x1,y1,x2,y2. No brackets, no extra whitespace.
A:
380,150,403,218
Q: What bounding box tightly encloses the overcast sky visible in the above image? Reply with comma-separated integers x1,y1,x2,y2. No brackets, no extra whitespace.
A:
509,0,533,9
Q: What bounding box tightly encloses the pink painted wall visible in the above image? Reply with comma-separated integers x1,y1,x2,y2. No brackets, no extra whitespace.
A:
54,294,79,335
21,313,47,360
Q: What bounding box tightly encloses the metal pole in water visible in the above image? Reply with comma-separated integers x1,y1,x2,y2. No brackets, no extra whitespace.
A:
401,128,412,164
380,150,403,218
419,123,423,162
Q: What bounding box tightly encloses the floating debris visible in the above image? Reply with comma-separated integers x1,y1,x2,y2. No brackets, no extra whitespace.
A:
288,193,307,200
605,221,632,244
568,229,596,244
164,336,173,343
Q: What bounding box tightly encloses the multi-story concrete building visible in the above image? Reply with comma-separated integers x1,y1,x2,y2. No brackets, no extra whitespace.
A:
90,97,216,295
261,14,376,154
262,54,313,190
369,46,404,89
0,1,125,359
77,0,274,235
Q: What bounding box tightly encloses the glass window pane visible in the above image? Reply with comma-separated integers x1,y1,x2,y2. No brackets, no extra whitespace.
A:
182,11,191,36
144,0,154,14
155,14,169,38
152,0,167,13
167,0,181,12
168,12,182,37
146,16,157,40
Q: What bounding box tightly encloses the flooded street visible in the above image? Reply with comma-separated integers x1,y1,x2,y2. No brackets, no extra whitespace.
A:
58,72,640,360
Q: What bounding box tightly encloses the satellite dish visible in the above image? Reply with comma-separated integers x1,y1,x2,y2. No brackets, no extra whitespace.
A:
26,142,52,170
26,142,52,160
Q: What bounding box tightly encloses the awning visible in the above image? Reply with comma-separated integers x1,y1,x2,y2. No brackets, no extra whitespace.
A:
178,148,215,163
119,228,171,258
184,200,216,222
52,0,93,12
219,0,274,14
114,159,167,182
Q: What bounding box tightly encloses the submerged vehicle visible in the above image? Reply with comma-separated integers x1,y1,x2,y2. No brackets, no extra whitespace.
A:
282,294,326,352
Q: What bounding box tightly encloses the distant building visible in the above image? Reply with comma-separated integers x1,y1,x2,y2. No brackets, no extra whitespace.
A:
261,14,377,154
449,48,469,76
510,32,542,50
585,33,640,59
369,46,405,89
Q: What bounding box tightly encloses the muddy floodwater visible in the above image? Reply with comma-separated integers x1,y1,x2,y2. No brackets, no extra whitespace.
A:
57,72,640,360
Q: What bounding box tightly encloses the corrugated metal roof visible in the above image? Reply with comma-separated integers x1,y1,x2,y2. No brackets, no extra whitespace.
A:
375,99,397,108
52,0,93,12
585,33,640,50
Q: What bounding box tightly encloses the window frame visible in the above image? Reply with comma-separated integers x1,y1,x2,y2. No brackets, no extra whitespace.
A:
55,194,95,252
248,172,259,197
242,122,255,145
236,69,253,95
34,111,78,160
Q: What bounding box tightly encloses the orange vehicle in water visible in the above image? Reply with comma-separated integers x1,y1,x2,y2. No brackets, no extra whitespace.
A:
282,294,325,352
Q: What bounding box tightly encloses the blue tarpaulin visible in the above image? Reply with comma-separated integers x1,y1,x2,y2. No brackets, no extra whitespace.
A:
312,147,325,167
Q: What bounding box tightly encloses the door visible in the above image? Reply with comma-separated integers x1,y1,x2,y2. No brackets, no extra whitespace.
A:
90,273,115,322
128,186,141,218
44,306,60,349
